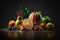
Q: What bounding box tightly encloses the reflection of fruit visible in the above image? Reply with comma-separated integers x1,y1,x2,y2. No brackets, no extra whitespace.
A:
15,16,23,28
46,30,55,39
41,16,51,23
22,19,33,30
8,20,15,27
7,32,15,38
46,22,54,29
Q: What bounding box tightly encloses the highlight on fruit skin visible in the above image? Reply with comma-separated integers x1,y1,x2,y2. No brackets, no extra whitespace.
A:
29,11,42,24
40,22,46,30
29,12,36,24
41,16,51,23
36,11,42,20
46,22,54,29
8,20,15,27
22,18,33,30
15,16,23,28
17,16,23,20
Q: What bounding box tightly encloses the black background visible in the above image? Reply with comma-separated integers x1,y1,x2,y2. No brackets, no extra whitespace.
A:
0,0,60,29
0,0,60,40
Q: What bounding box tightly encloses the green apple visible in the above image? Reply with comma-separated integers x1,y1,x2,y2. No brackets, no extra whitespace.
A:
41,16,51,23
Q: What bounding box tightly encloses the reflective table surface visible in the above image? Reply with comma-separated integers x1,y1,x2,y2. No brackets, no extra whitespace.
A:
0,29,59,40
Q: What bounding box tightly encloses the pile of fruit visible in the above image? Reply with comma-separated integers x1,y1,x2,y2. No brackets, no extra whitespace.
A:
8,7,54,31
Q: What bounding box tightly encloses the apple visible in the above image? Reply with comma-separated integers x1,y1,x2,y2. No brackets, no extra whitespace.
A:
41,16,51,23
8,20,15,27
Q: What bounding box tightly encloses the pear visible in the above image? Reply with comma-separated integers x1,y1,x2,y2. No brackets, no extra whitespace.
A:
15,16,23,29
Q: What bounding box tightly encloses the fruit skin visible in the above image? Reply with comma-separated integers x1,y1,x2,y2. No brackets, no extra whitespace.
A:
41,16,51,23
15,16,23,28
8,20,15,27
22,19,33,30
29,12,42,24
29,12,36,24
40,22,46,30
35,12,42,24
46,22,54,30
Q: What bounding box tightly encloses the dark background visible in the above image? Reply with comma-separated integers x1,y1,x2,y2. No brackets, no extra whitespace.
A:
0,0,60,29
0,0,60,40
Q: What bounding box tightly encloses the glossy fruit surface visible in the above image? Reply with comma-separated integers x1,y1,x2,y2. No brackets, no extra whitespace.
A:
40,22,46,30
8,20,15,27
29,12,42,24
46,22,54,29
41,16,51,23
15,16,23,27
22,19,33,30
